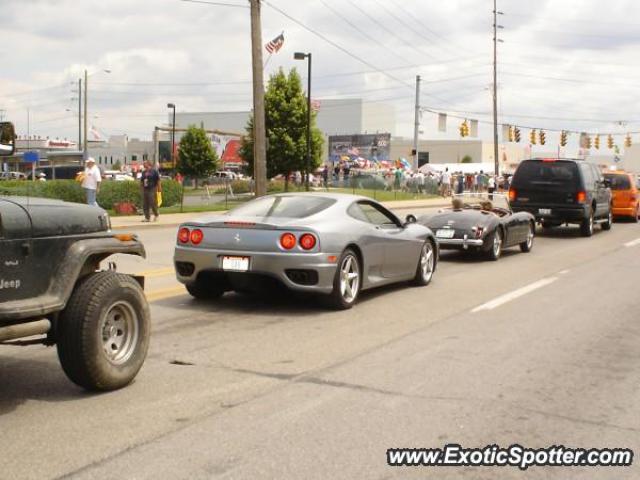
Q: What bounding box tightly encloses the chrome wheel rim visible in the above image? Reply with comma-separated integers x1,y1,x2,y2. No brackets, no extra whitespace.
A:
589,212,594,234
420,243,434,282
339,255,360,303
527,225,534,248
493,231,502,256
101,301,139,365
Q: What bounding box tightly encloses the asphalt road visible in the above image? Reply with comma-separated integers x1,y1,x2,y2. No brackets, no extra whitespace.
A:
1,208,639,480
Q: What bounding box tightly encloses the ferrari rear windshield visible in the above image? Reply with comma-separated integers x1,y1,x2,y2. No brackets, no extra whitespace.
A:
230,195,337,218
603,173,631,190
514,160,579,186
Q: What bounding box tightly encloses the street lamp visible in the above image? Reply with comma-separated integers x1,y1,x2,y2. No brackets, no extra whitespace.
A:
294,51,311,192
167,103,176,173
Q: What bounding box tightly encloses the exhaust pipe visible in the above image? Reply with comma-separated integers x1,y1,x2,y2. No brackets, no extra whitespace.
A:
0,319,51,342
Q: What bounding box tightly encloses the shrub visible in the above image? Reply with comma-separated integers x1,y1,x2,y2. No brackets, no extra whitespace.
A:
213,179,252,194
0,179,183,210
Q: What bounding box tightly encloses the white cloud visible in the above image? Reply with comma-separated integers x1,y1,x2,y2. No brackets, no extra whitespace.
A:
1,0,639,150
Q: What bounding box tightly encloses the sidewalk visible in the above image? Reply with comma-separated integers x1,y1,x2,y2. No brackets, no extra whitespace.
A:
110,196,450,230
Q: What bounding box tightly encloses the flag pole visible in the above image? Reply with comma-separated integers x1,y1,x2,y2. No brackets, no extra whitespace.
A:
263,53,273,70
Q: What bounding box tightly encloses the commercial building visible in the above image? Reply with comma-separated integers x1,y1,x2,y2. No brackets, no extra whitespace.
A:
89,135,153,169
390,138,528,172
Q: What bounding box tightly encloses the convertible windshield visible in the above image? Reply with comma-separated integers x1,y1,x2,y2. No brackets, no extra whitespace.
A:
452,193,510,211
229,195,336,218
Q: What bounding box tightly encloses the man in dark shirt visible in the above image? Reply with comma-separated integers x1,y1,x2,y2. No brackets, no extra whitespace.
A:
141,160,161,222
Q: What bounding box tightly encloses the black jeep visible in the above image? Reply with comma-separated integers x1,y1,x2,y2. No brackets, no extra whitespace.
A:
0,122,150,391
509,158,613,237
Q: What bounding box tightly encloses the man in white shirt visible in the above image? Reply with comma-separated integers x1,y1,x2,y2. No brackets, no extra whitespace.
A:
81,157,101,206
441,168,452,197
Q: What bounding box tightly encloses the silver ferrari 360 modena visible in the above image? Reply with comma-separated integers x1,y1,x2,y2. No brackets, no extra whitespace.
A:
173,193,438,309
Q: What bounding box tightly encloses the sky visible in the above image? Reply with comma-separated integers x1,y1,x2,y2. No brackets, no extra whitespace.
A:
2,0,640,152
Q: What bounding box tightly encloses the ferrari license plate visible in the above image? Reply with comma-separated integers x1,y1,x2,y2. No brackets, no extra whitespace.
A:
538,208,552,215
436,229,455,239
221,256,250,271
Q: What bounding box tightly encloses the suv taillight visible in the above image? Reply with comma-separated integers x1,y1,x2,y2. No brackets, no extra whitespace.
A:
576,191,587,203
508,188,516,202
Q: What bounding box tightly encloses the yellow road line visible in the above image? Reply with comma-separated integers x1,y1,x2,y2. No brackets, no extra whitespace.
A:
133,267,175,278
145,285,187,302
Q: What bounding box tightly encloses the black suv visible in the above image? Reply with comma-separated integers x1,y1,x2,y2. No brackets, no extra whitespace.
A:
509,158,612,237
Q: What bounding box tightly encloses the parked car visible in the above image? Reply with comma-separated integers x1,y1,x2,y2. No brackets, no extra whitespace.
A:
0,171,27,181
509,158,612,237
174,193,438,309
419,193,535,260
0,196,150,391
603,170,639,222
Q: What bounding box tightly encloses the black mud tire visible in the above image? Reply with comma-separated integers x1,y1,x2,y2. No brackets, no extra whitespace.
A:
601,208,613,231
326,248,361,310
520,222,535,253
485,229,503,261
580,209,594,237
412,240,436,286
57,271,150,392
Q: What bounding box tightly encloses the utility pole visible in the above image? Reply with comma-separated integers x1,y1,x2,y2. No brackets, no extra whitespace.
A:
492,0,502,177
250,0,267,197
83,69,88,160
78,78,82,149
412,75,421,171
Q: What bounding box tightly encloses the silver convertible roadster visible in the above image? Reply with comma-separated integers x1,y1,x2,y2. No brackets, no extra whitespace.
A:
173,193,438,309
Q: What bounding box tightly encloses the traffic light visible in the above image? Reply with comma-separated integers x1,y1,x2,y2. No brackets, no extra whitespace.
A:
514,127,521,143
560,131,567,147
607,134,614,149
586,135,592,149
530,129,537,145
625,134,632,148
539,130,546,145
594,135,600,149
459,120,469,137
508,126,514,142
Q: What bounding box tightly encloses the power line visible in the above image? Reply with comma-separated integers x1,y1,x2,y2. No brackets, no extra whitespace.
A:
180,0,248,8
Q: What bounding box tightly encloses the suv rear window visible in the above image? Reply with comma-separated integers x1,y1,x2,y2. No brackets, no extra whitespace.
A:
230,195,336,218
512,160,580,188
603,174,631,190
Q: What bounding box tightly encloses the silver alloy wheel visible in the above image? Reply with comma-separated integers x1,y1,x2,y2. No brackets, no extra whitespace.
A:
101,301,139,365
589,211,594,234
493,230,502,257
339,254,360,304
526,225,534,249
420,242,435,282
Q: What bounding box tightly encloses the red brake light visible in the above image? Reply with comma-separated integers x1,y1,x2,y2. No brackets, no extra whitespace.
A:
576,191,587,203
178,227,190,244
508,188,516,201
190,229,204,245
280,233,296,250
542,158,557,162
299,233,317,250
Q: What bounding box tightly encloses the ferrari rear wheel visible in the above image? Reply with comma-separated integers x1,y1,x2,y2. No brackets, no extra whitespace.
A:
520,222,535,253
486,229,502,261
413,240,435,286
327,248,361,310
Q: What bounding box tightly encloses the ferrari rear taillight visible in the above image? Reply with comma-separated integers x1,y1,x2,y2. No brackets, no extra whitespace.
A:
280,232,296,250
178,227,190,244
576,191,587,203
508,188,516,202
190,229,204,245
299,233,317,250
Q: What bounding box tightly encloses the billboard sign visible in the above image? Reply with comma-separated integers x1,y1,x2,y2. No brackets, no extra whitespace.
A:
328,133,391,164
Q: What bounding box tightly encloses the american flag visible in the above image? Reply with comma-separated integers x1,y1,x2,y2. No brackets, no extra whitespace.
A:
265,32,284,54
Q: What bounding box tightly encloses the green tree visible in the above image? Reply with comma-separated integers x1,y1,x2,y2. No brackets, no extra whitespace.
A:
177,125,218,182
239,68,323,190
461,155,473,163
113,160,122,171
